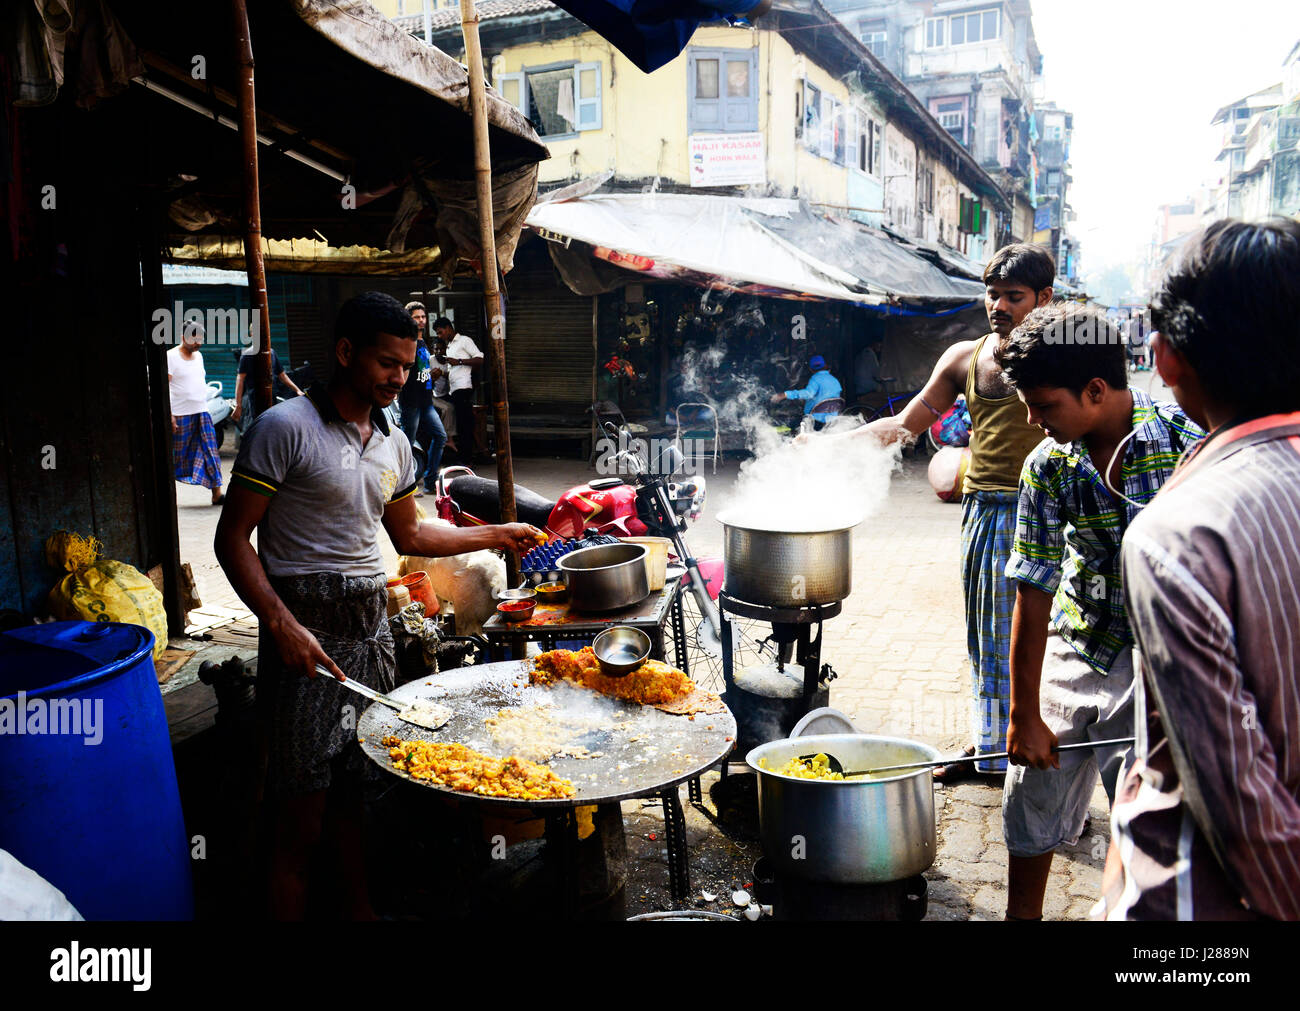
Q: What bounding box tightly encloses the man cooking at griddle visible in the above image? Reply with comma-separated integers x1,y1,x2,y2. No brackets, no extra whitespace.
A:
215,291,542,920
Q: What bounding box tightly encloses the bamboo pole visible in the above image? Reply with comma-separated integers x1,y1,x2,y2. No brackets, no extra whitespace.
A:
231,0,273,415
459,0,519,587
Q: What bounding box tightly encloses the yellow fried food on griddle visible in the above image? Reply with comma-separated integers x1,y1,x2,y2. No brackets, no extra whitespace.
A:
382,736,575,799
531,647,695,705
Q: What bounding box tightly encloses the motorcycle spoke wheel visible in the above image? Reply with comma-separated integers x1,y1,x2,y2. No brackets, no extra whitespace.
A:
670,588,775,694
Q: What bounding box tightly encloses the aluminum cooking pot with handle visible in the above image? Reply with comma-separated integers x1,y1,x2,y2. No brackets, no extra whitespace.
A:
558,542,649,613
747,733,940,884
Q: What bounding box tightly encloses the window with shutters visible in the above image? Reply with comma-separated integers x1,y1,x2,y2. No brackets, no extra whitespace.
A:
803,81,822,155
496,62,602,140
688,48,759,133
824,97,847,166
859,20,887,59
929,96,968,147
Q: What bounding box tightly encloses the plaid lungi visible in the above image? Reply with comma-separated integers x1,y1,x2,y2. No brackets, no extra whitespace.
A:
960,490,1019,773
258,572,395,796
172,411,222,490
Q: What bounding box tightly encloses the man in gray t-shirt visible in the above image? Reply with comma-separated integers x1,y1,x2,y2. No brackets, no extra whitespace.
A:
215,292,541,920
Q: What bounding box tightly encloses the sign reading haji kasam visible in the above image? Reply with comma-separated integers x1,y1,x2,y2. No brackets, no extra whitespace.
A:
689,133,766,187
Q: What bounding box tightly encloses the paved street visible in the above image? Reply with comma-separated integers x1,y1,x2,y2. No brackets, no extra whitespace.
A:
178,369,1172,918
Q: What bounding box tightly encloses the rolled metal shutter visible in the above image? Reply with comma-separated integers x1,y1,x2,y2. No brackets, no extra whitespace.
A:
502,258,594,411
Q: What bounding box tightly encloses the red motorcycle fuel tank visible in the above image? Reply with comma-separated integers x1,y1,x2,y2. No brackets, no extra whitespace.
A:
547,480,647,538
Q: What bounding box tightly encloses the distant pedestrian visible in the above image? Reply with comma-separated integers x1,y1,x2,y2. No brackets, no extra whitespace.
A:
427,332,458,455
233,334,304,433
401,301,447,491
167,322,225,505
772,353,843,429
433,315,484,460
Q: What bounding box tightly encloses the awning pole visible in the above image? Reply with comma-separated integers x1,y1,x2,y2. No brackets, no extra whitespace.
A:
231,0,273,414
459,0,520,586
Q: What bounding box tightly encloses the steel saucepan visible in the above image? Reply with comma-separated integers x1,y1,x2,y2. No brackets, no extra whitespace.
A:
718,514,854,608
558,543,649,613
747,733,940,884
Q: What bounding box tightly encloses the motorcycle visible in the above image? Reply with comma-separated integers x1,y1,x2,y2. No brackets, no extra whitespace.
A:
432,426,765,686
206,381,235,451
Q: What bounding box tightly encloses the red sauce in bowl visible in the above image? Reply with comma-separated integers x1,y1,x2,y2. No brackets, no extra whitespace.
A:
499,601,533,612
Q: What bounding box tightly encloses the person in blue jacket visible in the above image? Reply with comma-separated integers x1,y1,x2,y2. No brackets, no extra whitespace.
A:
772,354,843,429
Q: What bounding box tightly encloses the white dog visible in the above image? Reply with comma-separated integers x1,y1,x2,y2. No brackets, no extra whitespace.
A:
397,514,505,635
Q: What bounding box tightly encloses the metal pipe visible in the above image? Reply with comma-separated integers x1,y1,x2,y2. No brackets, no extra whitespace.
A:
230,0,273,415
133,76,347,182
460,0,519,586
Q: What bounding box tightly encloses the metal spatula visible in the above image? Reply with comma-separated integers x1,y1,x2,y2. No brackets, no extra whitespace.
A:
315,665,451,731
801,737,1136,777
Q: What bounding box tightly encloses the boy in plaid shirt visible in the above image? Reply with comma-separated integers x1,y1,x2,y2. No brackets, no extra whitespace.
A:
994,304,1202,919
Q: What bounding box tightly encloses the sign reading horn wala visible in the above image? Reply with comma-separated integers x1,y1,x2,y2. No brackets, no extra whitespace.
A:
689,132,766,187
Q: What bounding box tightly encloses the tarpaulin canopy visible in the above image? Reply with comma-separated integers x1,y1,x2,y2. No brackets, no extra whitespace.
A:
88,0,549,274
526,193,984,307
548,0,770,72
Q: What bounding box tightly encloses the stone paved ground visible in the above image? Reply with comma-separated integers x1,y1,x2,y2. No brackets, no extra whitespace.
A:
178,379,1174,919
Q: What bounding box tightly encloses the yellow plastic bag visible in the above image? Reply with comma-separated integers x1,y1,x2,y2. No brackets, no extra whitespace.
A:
46,532,169,660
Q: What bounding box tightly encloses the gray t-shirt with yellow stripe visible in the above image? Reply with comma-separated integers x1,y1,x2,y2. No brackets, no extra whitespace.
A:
231,387,416,577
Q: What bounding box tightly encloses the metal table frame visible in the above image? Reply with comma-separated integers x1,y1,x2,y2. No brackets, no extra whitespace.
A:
482,576,686,665
358,652,730,906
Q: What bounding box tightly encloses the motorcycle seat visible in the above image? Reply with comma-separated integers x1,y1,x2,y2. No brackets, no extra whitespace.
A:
446,474,556,529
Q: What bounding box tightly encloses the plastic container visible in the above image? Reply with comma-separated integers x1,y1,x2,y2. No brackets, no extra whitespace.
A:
622,536,672,591
399,571,439,615
386,581,411,617
0,620,194,919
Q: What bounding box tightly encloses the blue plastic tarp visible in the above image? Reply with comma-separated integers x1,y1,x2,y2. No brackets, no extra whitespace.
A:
548,0,767,72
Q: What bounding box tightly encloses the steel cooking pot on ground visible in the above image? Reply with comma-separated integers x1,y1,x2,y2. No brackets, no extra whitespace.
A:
747,733,941,884
718,514,854,608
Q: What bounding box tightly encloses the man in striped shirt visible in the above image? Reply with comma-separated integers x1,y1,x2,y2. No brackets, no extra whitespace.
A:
1101,218,1300,920
995,304,1202,919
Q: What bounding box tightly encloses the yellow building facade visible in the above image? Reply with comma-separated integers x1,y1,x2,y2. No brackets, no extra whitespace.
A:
384,2,999,264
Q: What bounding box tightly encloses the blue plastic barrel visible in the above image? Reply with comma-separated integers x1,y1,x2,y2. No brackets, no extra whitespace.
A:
0,620,194,920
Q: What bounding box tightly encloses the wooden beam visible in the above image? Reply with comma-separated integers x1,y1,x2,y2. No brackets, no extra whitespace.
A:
460,0,520,587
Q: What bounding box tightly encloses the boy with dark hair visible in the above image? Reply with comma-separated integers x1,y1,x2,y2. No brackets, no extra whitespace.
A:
215,291,541,919
1102,218,1300,920
995,303,1202,919
836,243,1055,781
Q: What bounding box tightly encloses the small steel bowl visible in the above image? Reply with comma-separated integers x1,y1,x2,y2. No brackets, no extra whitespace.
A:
592,626,651,678
497,586,537,603
496,599,536,623
534,580,568,603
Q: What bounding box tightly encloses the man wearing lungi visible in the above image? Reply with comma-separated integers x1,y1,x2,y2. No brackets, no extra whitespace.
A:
840,245,1055,782
167,321,225,505
215,292,542,919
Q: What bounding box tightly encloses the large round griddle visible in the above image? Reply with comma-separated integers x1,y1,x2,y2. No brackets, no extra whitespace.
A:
357,659,736,809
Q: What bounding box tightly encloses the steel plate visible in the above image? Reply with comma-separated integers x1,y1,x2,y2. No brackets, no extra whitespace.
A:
357,659,737,809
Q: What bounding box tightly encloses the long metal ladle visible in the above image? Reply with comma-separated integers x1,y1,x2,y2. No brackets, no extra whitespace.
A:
801,737,1136,778
314,665,451,731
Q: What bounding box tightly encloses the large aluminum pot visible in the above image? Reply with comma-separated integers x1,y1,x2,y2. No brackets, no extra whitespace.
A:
746,733,940,884
558,543,649,613
718,515,853,608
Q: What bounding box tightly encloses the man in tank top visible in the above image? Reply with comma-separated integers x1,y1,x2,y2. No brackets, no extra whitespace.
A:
833,244,1056,783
